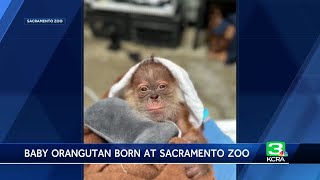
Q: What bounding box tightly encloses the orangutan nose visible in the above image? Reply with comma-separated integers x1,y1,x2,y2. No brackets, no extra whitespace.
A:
150,94,159,100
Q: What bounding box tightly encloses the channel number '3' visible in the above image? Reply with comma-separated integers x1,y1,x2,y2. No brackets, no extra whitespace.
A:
266,141,285,156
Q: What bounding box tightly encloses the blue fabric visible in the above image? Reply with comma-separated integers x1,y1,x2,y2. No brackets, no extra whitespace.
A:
211,13,237,61
203,108,210,120
212,19,230,35
204,118,236,180
227,13,237,60
228,13,236,25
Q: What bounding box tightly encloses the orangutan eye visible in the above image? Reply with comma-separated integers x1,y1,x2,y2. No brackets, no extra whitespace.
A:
140,86,148,92
158,84,167,90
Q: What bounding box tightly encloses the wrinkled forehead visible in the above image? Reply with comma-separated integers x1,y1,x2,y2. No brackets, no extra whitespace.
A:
131,62,175,84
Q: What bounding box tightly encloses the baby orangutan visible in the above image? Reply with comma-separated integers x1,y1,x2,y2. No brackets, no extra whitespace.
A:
123,59,211,179
124,60,182,122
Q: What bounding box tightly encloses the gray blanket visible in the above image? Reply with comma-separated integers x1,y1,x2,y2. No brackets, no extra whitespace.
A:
85,98,180,143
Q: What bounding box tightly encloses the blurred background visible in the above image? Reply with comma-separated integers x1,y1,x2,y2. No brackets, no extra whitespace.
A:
84,0,236,141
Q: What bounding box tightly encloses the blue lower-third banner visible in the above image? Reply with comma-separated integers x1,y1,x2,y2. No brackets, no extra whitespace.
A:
0,142,318,164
